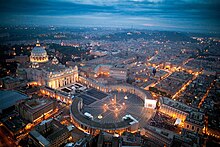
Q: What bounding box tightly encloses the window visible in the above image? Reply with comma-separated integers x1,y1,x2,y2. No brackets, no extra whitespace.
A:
187,125,189,128
192,126,194,130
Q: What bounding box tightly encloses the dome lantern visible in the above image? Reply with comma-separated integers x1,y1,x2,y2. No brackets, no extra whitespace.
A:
36,39,41,47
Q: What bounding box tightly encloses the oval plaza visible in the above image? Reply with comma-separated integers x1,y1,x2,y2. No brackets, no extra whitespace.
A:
70,78,156,135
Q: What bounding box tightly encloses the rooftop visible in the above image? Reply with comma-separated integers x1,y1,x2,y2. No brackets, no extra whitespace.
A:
0,90,28,111
18,98,54,114
1,113,28,134
30,130,50,146
160,97,197,113
30,119,69,146
0,76,20,84
40,62,67,72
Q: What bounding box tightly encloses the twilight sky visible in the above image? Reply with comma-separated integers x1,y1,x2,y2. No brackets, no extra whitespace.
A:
0,0,220,33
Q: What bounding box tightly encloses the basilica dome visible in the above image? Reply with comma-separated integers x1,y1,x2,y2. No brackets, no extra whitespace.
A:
30,40,48,63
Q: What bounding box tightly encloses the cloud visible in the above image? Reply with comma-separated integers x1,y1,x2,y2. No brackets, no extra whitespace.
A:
0,0,219,33
63,0,120,6
143,23,155,27
147,0,163,3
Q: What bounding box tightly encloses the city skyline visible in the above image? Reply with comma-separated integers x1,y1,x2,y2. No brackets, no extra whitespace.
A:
1,0,220,33
0,1,220,146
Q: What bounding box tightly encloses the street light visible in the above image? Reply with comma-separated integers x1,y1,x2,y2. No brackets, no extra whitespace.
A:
98,115,102,119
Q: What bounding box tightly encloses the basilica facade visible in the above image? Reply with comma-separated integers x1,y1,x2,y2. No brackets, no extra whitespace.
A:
18,41,78,89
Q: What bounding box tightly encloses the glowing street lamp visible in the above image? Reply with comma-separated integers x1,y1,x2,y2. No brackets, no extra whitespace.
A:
98,114,103,119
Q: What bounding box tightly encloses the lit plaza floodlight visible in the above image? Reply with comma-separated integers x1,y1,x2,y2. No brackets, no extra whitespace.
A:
98,114,103,119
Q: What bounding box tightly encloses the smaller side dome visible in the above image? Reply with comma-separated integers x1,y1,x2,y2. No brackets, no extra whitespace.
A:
52,56,59,65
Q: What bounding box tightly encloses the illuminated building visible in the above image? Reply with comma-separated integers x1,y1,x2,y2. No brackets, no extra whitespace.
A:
16,99,56,122
184,111,204,134
78,76,152,99
29,119,70,147
110,66,127,80
82,64,127,80
90,50,108,57
94,64,111,77
40,86,72,104
158,97,189,120
17,40,78,89
0,113,28,137
158,97,204,134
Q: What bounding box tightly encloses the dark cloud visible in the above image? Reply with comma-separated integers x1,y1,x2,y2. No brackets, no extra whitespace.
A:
0,0,219,33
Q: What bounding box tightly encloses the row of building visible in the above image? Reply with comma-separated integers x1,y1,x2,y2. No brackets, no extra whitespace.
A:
158,97,204,134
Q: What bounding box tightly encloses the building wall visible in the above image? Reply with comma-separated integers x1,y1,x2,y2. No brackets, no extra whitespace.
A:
159,104,188,121
142,128,173,147
94,65,111,77
50,131,70,147
29,120,70,147
78,76,149,101
110,68,127,80
158,98,204,134
25,68,46,85
16,100,56,123
0,77,26,90
29,134,48,147
31,103,55,122
183,121,203,134
40,87,72,104
24,66,78,89
2,81,20,90
47,72,78,89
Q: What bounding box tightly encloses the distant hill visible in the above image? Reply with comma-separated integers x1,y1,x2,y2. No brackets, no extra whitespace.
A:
98,31,195,42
